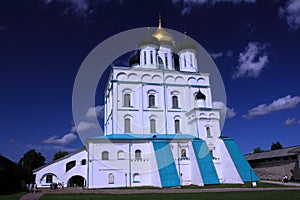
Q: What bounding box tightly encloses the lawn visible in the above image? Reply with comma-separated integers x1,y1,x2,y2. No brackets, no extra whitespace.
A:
41,190,300,200
0,192,25,200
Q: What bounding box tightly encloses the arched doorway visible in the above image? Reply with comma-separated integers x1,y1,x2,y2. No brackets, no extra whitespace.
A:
67,175,85,187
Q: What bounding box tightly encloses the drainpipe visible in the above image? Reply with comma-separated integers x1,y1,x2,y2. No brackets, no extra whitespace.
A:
129,141,132,187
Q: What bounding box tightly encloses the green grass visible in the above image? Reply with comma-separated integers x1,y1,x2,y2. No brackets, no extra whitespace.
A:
41,191,300,200
0,192,26,200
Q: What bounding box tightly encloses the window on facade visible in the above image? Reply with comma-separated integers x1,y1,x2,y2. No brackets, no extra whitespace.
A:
181,149,187,158
124,93,131,107
164,53,168,67
133,173,141,183
149,94,155,107
118,151,125,160
46,174,53,183
150,119,156,133
124,118,131,133
175,119,180,133
150,50,153,64
172,96,179,108
66,160,76,172
108,173,114,184
102,151,109,160
135,150,141,159
206,127,212,138
190,54,193,66
184,55,187,67
144,51,147,65
81,159,86,165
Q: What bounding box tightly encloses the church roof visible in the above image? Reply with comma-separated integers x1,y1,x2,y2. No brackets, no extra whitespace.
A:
138,29,160,47
245,145,300,161
177,33,198,52
152,19,174,47
89,134,198,141
195,90,206,100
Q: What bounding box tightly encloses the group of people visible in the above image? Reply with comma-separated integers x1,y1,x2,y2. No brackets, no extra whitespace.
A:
50,182,64,190
26,182,37,193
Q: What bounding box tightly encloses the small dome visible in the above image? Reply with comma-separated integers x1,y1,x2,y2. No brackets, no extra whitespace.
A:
129,51,140,66
152,19,174,47
138,29,159,47
195,90,206,100
177,33,197,52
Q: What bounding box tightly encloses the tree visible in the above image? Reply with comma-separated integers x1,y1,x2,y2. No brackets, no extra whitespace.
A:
18,149,45,183
253,147,263,153
271,141,283,150
53,151,69,161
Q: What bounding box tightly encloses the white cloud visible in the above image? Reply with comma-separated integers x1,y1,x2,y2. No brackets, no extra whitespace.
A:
233,42,269,79
86,105,104,119
42,132,77,146
226,107,237,119
279,0,300,30
76,121,98,132
213,101,237,119
210,52,223,59
285,118,297,125
243,95,300,119
210,50,233,60
171,0,256,15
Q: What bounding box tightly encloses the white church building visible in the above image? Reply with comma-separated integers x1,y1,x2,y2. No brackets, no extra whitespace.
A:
33,20,260,188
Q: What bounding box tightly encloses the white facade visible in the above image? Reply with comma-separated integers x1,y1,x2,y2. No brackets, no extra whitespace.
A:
34,21,259,188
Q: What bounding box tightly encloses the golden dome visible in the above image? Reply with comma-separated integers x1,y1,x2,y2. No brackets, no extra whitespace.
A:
152,19,174,47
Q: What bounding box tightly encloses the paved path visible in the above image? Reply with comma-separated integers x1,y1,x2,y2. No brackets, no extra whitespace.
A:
19,184,300,200
261,180,300,187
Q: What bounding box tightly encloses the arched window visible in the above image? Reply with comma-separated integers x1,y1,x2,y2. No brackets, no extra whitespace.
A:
133,173,141,183
206,127,212,138
150,119,156,133
184,55,187,67
102,151,109,160
144,51,146,65
164,53,168,67
135,149,141,160
172,96,179,109
181,149,187,158
149,94,155,107
108,173,114,184
118,150,125,160
175,119,180,133
150,50,153,64
124,93,131,107
124,118,131,133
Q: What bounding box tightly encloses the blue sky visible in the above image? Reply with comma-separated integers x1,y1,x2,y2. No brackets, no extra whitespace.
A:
1,0,300,162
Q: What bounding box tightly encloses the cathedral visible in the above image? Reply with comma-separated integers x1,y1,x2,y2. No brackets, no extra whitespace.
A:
33,20,259,188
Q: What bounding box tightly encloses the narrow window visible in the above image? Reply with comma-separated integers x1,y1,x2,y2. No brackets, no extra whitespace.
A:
108,173,114,184
150,119,156,133
172,96,179,108
144,51,147,65
135,149,141,160
150,50,153,64
181,149,187,158
175,119,180,133
206,127,212,138
133,173,141,183
184,55,187,67
66,160,76,172
149,94,155,107
102,151,109,160
46,175,53,183
124,118,131,133
124,93,131,107
118,151,125,160
190,54,193,67
164,53,168,67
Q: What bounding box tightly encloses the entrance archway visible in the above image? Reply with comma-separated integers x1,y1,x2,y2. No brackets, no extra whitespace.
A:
67,175,85,187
